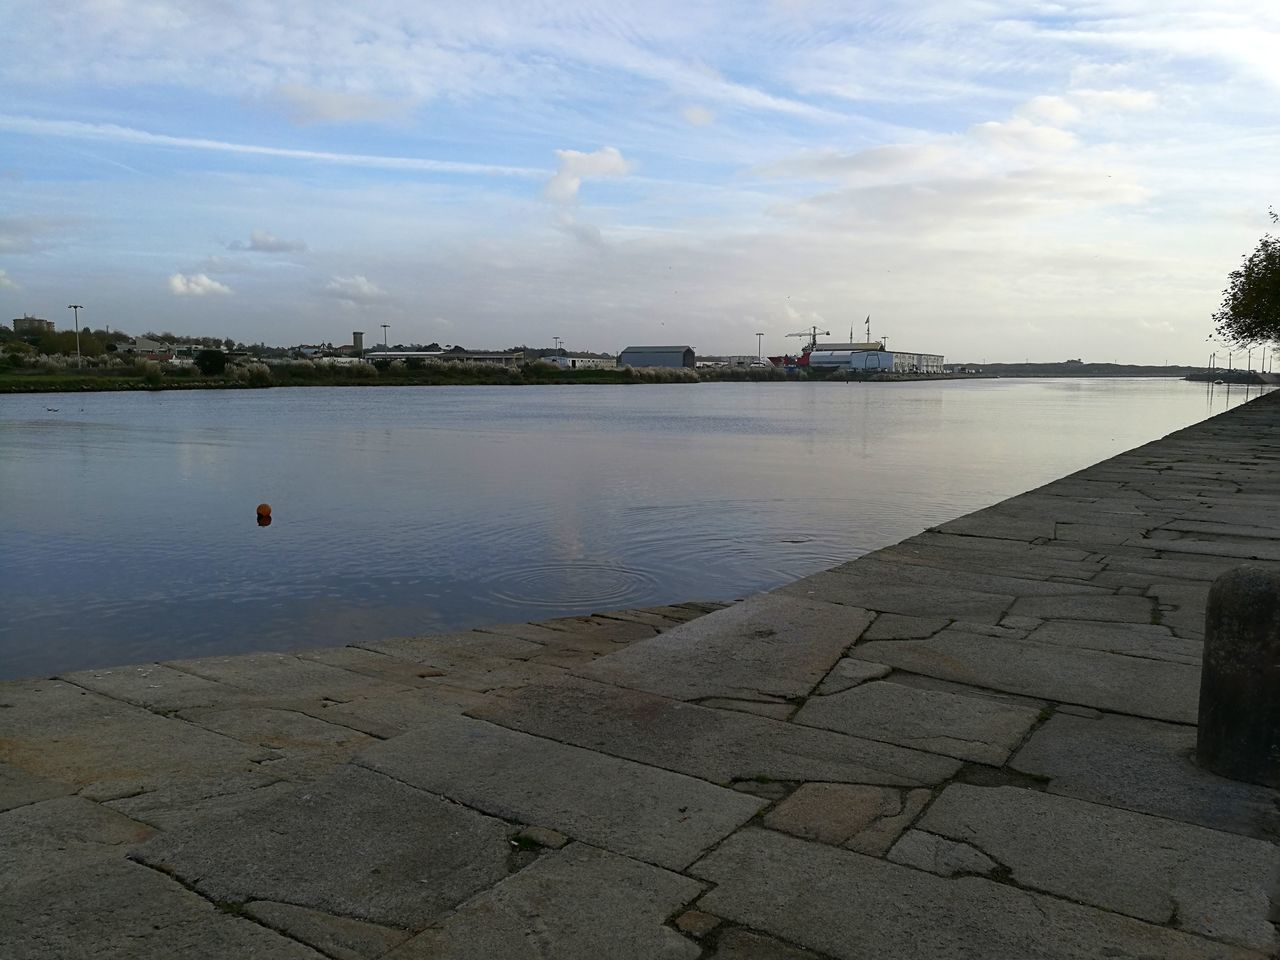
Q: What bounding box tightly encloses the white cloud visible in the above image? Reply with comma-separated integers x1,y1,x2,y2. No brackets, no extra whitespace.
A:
0,268,19,290
323,274,388,305
681,105,716,126
268,83,414,125
0,115,542,178
168,273,232,296
229,229,307,253
968,119,1078,153
544,147,630,203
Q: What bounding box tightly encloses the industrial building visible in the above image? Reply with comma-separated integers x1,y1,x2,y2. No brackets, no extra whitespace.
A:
618,345,695,369
544,355,617,370
806,342,945,373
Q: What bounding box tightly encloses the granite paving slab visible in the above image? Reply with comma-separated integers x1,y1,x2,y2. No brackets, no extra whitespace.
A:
793,679,1041,764
827,556,1112,598
357,712,766,869
580,593,873,701
907,784,1278,952
0,679,278,804
243,900,412,960
59,662,237,712
385,843,703,960
470,676,957,787
1011,712,1280,839
0,761,74,813
1006,593,1156,622
134,764,514,928
708,929,825,960
691,828,1261,960
2,858,328,960
161,650,406,700
778,571,1014,621
851,632,1200,722
1024,618,1202,663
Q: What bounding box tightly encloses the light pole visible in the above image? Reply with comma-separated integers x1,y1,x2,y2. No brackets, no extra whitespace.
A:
67,304,83,368
553,336,563,354
756,332,764,359
380,323,390,350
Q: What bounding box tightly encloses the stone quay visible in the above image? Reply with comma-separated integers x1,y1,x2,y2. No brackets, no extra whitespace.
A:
3,392,1279,959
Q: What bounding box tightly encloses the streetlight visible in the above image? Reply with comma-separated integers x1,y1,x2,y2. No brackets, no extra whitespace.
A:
756,332,764,359
380,323,390,350
67,304,83,368
553,336,563,354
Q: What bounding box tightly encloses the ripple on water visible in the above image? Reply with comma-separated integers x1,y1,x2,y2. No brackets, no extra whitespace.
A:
478,560,661,611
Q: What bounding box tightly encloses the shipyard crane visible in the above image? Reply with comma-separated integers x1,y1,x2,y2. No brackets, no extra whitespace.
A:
786,326,830,353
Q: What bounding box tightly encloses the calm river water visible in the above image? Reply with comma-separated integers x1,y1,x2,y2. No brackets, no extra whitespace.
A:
0,378,1265,678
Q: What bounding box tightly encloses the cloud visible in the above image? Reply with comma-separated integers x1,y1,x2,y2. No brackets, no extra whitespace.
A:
0,268,19,290
544,147,630,203
681,105,716,126
0,115,542,178
968,119,1078,153
554,212,606,249
228,229,307,253
169,273,232,296
268,83,414,125
323,274,388,305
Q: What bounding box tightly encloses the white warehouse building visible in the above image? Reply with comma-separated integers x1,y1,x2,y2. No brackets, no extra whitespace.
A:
807,348,945,373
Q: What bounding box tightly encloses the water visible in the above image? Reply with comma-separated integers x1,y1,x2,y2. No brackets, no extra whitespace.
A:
0,378,1265,679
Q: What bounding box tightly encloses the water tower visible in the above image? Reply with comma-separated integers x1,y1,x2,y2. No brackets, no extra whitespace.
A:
352,331,364,355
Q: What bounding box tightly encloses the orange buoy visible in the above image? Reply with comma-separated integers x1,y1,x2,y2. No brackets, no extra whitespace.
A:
256,503,272,527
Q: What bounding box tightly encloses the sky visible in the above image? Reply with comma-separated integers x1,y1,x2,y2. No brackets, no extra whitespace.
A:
1,1,1277,362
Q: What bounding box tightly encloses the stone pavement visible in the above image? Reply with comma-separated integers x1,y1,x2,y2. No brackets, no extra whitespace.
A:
4,394,1280,959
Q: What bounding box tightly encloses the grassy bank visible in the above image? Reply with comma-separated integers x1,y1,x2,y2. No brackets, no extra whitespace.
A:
0,360,996,394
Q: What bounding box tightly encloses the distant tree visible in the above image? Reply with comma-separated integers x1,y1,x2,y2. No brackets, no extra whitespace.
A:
194,349,227,375
223,338,236,351
1214,209,1280,344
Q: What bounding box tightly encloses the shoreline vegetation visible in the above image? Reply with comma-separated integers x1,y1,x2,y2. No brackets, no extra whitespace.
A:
0,357,1242,394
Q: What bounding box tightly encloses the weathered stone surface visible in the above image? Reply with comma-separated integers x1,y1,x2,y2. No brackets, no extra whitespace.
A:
779,570,1013,622
0,761,73,812
916,784,1279,952
762,783,905,846
243,900,411,960
852,633,1200,722
1012,712,1280,839
535,614,660,646
108,779,298,831
699,697,795,720
794,680,1040,764
470,677,958,787
888,830,999,877
176,705,374,779
135,764,513,928
692,829,1259,960
674,909,722,937
708,928,822,960
1025,619,1202,664
301,686,489,739
581,594,873,701
828,557,1112,599
60,662,235,712
815,657,891,694
2,858,326,960
844,788,932,856
384,844,703,960
517,825,569,849
358,713,764,870
352,632,542,665
1150,580,1211,638
163,651,403,701
860,613,949,641
1008,593,1156,622
0,795,155,863
0,680,277,805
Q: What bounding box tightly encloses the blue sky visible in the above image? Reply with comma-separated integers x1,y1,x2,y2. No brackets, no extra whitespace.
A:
1,1,1277,362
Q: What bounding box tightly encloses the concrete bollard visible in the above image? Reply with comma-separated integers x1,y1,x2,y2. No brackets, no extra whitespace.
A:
1197,566,1280,787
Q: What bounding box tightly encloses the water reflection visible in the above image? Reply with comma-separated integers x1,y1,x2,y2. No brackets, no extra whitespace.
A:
0,378,1269,678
